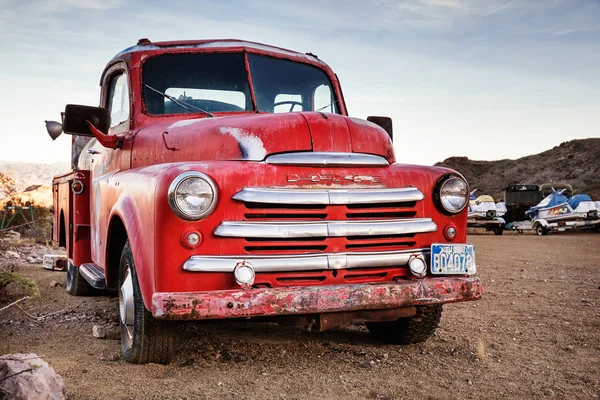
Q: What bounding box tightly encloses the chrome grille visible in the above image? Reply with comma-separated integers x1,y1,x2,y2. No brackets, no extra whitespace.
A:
217,187,434,256
235,187,421,221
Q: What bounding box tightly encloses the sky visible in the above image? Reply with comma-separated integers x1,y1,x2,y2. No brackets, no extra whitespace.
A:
0,0,599,166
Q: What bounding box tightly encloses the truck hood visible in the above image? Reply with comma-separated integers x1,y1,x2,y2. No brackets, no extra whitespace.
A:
131,112,394,168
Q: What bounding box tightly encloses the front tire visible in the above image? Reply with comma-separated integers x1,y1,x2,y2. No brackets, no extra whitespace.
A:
119,240,174,364
366,305,442,345
66,260,95,296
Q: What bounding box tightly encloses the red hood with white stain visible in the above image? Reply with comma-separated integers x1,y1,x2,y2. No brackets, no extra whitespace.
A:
130,112,395,168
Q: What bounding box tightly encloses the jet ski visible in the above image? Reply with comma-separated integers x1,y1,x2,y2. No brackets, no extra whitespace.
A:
467,190,506,235
525,189,598,222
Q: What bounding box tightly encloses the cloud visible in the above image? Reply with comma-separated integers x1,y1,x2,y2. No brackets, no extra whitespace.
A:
31,0,124,12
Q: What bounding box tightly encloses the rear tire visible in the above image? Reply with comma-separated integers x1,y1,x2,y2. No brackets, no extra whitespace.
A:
366,305,442,345
535,224,547,236
66,260,95,296
119,240,174,364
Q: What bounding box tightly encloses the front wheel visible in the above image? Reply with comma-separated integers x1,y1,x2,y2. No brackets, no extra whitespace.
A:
119,240,174,364
366,305,442,345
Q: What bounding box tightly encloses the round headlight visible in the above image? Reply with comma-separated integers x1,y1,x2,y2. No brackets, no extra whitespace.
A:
168,172,218,220
437,176,469,214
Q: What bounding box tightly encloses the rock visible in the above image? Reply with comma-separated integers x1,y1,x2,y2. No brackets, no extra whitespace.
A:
543,388,555,397
2,230,21,243
0,353,66,400
360,360,375,369
5,250,20,259
92,325,106,339
49,281,60,288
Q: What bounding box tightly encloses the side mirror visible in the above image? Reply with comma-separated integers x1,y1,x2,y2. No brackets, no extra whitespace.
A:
45,104,120,149
367,116,393,141
63,104,110,137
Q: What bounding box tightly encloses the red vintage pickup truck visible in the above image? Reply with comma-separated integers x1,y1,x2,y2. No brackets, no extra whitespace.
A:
45,39,481,364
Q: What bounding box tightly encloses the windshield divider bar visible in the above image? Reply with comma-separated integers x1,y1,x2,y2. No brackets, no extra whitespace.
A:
243,51,259,113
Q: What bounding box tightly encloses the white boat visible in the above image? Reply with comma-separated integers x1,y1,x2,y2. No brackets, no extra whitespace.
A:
468,190,506,219
468,190,506,235
525,190,598,222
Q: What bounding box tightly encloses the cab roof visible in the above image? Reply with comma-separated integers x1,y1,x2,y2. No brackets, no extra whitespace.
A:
110,39,324,65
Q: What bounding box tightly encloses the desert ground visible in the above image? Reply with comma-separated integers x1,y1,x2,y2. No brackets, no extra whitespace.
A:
1,231,599,400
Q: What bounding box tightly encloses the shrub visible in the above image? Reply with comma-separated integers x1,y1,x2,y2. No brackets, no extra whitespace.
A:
0,270,40,300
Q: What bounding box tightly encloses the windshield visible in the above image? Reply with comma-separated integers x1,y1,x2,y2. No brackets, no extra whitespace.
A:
142,52,339,115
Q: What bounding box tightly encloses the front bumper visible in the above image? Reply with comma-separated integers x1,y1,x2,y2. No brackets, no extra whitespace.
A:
151,276,482,320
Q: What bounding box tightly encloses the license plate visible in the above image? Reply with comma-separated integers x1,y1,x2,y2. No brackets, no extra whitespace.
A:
430,244,476,275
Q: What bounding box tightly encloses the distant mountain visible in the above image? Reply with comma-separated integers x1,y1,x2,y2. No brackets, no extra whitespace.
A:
436,138,600,201
0,162,69,207
0,162,70,191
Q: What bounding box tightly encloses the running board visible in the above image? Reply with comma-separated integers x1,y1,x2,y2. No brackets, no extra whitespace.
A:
79,263,107,290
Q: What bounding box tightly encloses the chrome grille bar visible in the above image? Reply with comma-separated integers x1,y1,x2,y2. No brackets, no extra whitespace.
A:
183,249,430,273
214,218,437,238
265,152,389,167
232,187,424,205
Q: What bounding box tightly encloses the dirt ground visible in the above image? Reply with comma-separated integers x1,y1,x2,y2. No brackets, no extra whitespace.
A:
1,231,599,400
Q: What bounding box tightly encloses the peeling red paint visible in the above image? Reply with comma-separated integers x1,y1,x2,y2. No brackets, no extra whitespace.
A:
151,277,482,320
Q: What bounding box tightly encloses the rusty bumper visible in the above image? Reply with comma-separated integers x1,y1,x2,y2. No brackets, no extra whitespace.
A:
151,277,482,320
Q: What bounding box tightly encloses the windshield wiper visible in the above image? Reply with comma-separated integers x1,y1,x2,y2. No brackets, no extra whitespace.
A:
314,99,340,113
144,84,215,118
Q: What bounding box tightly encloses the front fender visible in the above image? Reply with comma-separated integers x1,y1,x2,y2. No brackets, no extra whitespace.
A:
98,165,170,311
108,195,155,308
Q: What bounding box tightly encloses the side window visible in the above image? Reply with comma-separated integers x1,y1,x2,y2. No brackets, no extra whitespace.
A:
274,94,303,113
314,85,333,113
108,73,130,128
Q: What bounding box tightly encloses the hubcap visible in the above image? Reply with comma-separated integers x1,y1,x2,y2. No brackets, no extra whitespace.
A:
119,264,135,347
66,262,74,290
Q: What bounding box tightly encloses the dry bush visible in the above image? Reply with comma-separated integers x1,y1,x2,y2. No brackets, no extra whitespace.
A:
0,270,40,300
20,206,53,244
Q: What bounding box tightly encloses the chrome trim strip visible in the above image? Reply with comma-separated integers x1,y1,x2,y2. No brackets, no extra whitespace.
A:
232,187,424,205
214,218,437,238
183,248,431,273
265,152,389,166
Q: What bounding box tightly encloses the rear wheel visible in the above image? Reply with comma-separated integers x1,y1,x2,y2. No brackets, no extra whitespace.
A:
535,224,547,236
66,260,95,296
119,240,173,364
366,305,442,345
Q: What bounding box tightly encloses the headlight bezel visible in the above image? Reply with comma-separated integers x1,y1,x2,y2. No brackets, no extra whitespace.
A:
168,171,218,221
434,174,469,215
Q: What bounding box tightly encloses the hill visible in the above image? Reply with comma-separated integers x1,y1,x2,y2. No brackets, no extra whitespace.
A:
436,138,600,200
0,162,69,207
0,162,69,192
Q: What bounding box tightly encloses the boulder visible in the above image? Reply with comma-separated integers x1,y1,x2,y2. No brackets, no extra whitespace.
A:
0,353,66,400
4,251,20,260
1,230,20,243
